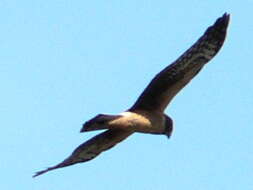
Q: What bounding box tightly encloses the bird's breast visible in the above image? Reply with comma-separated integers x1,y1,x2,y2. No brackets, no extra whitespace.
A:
113,111,165,134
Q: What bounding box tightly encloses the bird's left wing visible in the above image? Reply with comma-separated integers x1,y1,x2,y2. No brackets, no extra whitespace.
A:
130,13,229,113
33,129,133,177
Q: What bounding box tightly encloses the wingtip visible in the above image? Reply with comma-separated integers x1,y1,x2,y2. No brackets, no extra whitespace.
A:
222,12,230,18
215,13,230,28
32,169,49,178
224,12,230,18
203,13,230,43
32,164,61,178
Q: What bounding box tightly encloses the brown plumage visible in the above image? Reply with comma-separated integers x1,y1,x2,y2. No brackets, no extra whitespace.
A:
33,13,229,177
130,14,229,112
33,129,133,177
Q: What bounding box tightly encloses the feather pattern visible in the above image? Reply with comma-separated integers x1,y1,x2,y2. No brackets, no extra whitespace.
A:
130,13,229,112
33,129,133,177
33,14,229,178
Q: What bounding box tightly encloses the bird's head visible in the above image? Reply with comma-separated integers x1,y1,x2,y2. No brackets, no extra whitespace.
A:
164,115,173,138
80,114,122,132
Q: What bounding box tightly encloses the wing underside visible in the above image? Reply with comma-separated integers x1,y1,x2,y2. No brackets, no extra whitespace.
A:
130,13,229,112
33,129,133,177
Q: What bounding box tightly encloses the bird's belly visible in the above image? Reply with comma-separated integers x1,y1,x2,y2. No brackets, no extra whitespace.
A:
119,111,165,134
134,124,165,134
131,117,165,134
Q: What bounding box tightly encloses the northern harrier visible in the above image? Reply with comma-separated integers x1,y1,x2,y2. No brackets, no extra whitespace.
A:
33,13,229,177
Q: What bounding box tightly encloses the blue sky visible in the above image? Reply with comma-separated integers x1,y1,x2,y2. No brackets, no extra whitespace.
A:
1,1,252,189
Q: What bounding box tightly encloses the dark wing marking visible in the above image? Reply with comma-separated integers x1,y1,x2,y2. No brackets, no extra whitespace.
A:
130,13,229,112
33,129,133,177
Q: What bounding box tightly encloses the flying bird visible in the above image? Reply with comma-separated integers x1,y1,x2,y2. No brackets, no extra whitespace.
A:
33,13,229,177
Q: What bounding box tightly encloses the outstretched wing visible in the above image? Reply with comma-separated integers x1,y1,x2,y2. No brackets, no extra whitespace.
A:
130,13,229,113
33,129,133,177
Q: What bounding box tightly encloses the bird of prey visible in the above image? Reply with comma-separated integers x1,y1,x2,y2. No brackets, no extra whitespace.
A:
33,13,229,177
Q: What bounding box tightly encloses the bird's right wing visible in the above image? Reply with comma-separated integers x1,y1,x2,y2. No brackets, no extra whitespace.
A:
130,13,229,113
33,129,133,177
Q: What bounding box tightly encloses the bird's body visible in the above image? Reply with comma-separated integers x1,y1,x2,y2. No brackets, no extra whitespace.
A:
33,13,230,177
117,111,168,135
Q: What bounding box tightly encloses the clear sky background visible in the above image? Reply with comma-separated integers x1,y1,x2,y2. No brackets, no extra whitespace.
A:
1,1,252,189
